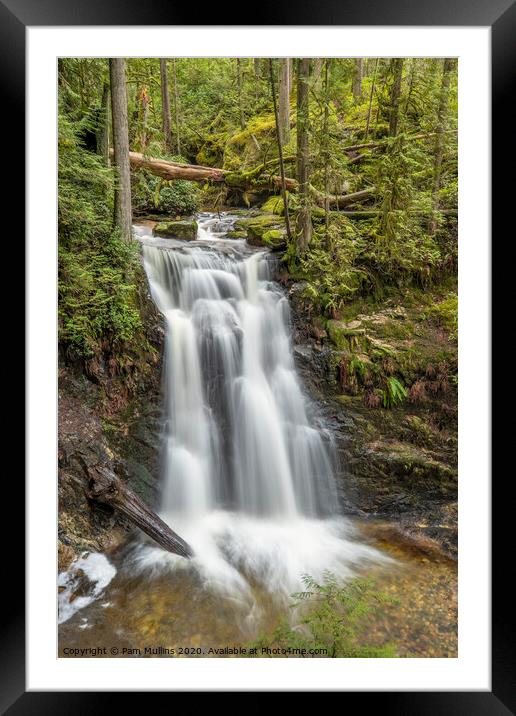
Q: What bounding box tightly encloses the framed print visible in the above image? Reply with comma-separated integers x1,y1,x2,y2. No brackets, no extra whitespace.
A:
4,0,511,709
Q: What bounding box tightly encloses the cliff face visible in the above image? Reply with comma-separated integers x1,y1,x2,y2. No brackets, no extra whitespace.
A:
58,261,165,571
287,279,458,557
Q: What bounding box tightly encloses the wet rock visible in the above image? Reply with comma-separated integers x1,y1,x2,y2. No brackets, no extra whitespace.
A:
154,220,198,241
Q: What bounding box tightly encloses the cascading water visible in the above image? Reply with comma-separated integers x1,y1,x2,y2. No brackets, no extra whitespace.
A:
132,215,385,606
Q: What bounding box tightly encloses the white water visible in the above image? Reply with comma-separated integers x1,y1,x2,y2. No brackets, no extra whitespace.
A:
133,215,386,605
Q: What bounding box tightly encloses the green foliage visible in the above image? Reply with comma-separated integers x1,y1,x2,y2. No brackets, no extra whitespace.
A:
58,114,142,358
57,56,458,354
427,294,458,339
293,221,370,314
132,171,199,216
382,376,408,408
248,572,397,658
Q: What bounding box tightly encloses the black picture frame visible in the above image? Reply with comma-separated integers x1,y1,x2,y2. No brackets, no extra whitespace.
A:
4,0,511,710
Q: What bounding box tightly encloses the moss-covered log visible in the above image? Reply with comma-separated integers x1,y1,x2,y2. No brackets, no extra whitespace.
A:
123,150,375,209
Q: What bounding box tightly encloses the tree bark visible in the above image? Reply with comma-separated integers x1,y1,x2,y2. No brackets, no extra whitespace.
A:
389,59,404,137
109,58,132,243
172,59,181,155
312,58,324,93
269,60,292,242
278,58,290,146
97,77,110,166
159,58,172,152
295,58,312,256
87,465,192,558
237,58,245,130
352,58,363,101
364,59,379,140
430,58,454,234
322,59,331,245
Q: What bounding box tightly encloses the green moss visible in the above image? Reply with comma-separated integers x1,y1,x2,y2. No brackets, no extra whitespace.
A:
261,195,286,216
262,229,287,251
154,220,198,240
234,213,278,231
426,294,458,339
327,319,366,349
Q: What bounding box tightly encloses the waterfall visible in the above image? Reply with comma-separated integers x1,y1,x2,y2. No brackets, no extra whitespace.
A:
133,215,385,601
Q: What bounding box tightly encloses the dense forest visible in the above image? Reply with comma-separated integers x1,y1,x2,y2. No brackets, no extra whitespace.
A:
58,57,458,659
59,56,457,360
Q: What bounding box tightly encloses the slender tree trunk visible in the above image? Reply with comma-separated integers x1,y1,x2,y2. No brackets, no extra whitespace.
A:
295,58,312,255
352,58,363,101
364,58,379,140
159,59,172,152
373,61,389,137
268,59,292,243
236,58,245,129
389,58,404,137
137,86,150,152
109,58,132,243
172,59,181,156
322,59,331,246
403,58,416,119
97,77,110,166
313,58,324,93
430,58,454,234
278,58,290,146
254,58,261,78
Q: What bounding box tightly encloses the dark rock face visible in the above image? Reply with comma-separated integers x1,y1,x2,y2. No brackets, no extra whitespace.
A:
285,279,458,558
58,264,166,570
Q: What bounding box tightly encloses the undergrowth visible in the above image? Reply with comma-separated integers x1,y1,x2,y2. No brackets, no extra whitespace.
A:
247,572,398,658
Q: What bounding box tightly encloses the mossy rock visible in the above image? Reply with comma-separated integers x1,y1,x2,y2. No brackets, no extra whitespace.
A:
244,215,284,247
226,229,247,239
261,195,286,216
327,319,366,349
234,213,279,232
154,220,198,241
262,229,287,251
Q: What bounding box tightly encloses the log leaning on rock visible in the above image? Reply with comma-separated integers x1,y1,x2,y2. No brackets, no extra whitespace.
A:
87,465,193,558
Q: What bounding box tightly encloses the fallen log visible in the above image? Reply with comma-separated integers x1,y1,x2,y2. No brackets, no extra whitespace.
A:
121,150,375,209
126,151,228,183
343,129,458,154
310,186,376,209
87,465,193,558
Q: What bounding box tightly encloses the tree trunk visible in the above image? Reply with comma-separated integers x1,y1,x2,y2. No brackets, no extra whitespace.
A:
159,58,172,152
237,58,245,130
172,59,181,155
322,59,331,246
364,59,379,140
430,58,454,234
278,58,290,146
269,59,292,242
137,85,150,152
312,58,324,93
352,58,363,101
109,58,132,243
97,77,110,166
295,58,312,255
389,59,404,137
